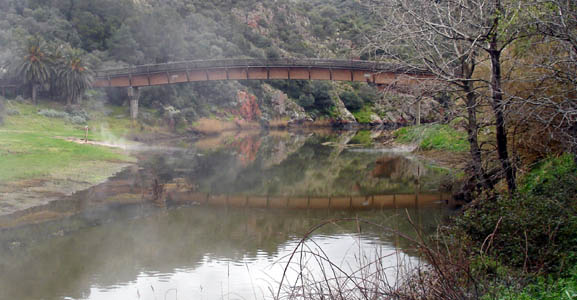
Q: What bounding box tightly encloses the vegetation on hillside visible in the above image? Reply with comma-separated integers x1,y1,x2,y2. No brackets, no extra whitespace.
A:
0,0,385,124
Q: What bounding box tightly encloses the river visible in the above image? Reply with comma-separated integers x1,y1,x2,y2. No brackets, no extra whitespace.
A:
0,129,456,300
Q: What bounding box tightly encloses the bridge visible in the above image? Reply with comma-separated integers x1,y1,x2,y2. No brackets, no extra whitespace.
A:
93,58,433,87
3,59,436,119
93,58,434,119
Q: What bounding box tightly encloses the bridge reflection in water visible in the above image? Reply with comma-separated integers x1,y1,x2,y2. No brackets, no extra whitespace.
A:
167,192,452,210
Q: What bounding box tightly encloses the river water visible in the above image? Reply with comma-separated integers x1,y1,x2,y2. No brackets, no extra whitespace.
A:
0,129,455,300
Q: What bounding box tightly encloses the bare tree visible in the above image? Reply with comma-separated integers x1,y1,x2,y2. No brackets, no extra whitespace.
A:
365,0,532,193
508,0,577,154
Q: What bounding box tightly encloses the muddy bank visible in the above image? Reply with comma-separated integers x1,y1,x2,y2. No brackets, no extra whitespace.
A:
0,161,132,216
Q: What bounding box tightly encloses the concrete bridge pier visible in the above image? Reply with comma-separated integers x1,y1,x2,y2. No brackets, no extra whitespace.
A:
127,87,140,120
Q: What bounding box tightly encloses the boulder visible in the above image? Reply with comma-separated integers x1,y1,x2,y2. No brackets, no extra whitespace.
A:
369,113,383,125
262,84,310,124
333,96,357,124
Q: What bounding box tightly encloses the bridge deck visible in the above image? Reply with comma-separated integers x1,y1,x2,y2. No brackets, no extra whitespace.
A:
94,58,435,88
0,59,435,89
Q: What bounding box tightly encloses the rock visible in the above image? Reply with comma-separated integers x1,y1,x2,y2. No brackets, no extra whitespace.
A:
262,84,310,125
369,113,383,125
374,92,451,125
333,96,357,124
236,90,262,121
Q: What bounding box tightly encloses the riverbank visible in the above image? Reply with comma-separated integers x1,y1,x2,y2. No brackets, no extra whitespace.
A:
0,100,137,215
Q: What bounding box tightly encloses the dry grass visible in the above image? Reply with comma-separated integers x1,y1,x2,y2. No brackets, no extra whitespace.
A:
192,118,260,135
276,215,487,300
269,118,291,129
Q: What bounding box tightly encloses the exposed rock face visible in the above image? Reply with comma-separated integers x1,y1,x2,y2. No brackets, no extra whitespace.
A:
262,84,310,124
369,113,383,125
374,93,449,124
333,96,357,124
236,90,262,121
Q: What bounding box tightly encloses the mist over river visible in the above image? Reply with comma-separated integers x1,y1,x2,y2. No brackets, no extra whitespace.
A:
0,129,455,300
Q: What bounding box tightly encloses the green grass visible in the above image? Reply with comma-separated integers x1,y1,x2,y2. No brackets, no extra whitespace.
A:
352,105,374,124
3,101,133,139
349,130,373,146
488,267,577,300
0,101,135,182
394,124,469,152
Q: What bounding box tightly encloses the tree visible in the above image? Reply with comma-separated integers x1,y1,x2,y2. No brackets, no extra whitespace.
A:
516,0,577,154
366,0,530,194
0,94,5,125
55,47,93,106
366,0,492,193
14,36,53,104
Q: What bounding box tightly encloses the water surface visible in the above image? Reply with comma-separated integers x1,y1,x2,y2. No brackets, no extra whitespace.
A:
0,129,454,300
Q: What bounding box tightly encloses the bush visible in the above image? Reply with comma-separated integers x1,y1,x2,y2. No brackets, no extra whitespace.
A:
456,154,577,274
6,108,20,116
339,90,363,111
38,109,69,119
298,94,315,109
265,47,281,60
68,115,87,124
66,108,91,121
358,85,380,104
490,266,577,300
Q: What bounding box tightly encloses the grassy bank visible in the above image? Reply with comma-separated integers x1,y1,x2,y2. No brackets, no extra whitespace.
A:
0,100,135,182
394,124,469,152
454,154,577,299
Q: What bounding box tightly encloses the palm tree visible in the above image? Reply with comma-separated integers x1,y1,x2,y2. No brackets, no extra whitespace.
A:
14,36,53,105
56,48,93,106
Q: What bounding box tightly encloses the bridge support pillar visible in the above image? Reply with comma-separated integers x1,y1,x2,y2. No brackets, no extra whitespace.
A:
127,87,140,120
416,99,421,126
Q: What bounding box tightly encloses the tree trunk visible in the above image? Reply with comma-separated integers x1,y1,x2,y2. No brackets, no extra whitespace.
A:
463,80,492,190
0,94,5,125
32,84,38,105
489,44,516,193
416,98,421,126
128,87,140,120
66,94,72,106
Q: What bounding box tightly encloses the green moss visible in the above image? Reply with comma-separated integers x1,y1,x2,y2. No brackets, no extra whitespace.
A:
394,124,469,152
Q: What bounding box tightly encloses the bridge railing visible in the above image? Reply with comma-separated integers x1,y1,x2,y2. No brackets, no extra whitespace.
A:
95,58,431,78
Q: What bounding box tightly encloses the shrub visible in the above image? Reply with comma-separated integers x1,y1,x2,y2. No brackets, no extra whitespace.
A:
6,108,20,116
66,108,91,121
68,115,87,125
339,90,363,111
489,266,577,300
38,109,69,119
298,94,315,109
456,154,577,274
358,85,380,104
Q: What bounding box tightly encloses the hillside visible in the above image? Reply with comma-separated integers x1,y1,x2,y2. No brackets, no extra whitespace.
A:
0,0,437,127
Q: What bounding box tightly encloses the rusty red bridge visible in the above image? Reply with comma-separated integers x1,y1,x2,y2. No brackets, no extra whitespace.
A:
2,59,435,119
